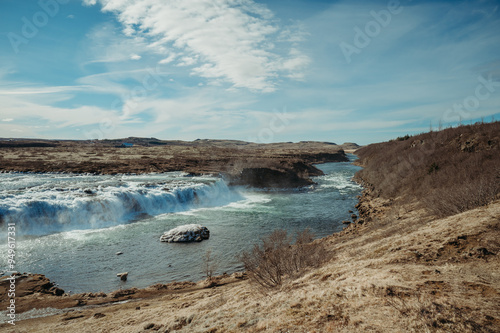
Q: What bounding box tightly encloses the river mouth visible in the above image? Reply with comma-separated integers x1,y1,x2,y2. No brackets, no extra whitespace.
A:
0,158,361,293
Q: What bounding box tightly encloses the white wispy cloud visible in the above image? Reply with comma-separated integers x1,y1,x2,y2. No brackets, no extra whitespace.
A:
0,86,87,95
0,92,121,129
76,67,170,97
83,0,310,92
81,23,151,65
158,54,177,64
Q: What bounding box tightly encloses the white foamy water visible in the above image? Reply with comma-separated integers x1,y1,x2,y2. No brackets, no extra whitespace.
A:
0,172,241,236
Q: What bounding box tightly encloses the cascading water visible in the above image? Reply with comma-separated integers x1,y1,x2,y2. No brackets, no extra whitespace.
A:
0,173,241,237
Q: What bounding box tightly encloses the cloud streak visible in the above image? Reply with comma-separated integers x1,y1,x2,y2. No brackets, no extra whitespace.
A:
83,0,310,92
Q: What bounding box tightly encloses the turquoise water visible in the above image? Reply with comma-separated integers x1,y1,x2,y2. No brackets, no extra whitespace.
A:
0,156,361,293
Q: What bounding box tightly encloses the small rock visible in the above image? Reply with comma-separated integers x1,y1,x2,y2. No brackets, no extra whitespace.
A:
76,299,87,306
62,313,85,321
117,272,128,281
144,323,155,330
93,313,106,319
48,286,65,296
110,288,137,298
116,251,123,255
342,220,351,225
232,272,246,279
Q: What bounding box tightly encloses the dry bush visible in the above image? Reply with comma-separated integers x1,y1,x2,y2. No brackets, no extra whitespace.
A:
240,229,330,288
386,293,489,332
424,165,500,217
355,121,500,217
203,249,218,280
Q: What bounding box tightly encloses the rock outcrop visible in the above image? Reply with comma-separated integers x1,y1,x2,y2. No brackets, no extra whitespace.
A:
0,273,64,297
228,167,314,188
160,224,210,243
226,160,331,188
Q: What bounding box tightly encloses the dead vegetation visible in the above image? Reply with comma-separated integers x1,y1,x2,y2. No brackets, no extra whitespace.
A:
355,121,500,217
240,229,329,288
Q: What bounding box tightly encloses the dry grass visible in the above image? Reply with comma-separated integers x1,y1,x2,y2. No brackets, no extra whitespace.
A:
355,121,500,218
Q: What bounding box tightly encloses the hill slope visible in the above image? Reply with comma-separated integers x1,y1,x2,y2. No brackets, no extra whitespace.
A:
354,121,499,217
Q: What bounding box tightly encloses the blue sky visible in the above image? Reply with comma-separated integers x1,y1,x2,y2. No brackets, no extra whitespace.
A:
0,0,499,145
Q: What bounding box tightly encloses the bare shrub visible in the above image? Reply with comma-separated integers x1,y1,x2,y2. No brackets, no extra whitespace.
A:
386,293,487,332
424,169,500,217
203,249,218,280
240,229,330,288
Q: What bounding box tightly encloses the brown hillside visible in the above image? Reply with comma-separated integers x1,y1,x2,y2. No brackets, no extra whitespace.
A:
354,121,500,217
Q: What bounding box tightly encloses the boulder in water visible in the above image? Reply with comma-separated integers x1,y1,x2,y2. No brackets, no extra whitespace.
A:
160,224,210,243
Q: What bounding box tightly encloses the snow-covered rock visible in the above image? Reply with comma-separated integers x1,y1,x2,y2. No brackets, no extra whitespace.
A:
160,224,210,243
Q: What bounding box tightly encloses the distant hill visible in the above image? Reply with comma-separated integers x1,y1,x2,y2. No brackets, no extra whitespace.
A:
340,142,362,151
0,140,58,148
